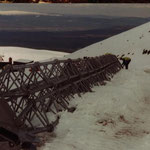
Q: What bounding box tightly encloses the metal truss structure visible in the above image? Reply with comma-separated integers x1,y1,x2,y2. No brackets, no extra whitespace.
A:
0,54,122,148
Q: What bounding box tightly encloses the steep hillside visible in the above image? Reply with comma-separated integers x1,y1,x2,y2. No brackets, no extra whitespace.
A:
40,22,150,150
67,21,150,69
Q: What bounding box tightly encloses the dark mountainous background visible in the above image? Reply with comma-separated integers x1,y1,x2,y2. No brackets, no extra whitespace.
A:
0,14,150,52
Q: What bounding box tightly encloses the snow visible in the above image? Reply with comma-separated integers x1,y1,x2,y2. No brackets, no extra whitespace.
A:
0,10,47,16
40,22,150,150
0,46,68,62
41,69,150,150
66,21,150,69
14,59,34,63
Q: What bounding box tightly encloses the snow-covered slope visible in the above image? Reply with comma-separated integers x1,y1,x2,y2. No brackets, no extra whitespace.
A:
66,21,150,69
0,46,68,62
42,70,150,150
40,22,150,150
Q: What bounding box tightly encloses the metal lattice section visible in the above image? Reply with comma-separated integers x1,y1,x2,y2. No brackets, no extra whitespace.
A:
0,54,122,133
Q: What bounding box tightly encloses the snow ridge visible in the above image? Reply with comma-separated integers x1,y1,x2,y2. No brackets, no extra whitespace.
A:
0,46,68,62
67,21,150,69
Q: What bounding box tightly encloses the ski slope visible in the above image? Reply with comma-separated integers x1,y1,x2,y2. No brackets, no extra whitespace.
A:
40,22,150,150
0,46,68,62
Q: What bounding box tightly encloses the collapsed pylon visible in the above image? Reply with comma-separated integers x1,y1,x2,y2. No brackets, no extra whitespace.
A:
0,54,122,148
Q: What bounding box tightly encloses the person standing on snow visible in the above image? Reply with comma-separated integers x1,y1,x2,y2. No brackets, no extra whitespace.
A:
120,57,131,69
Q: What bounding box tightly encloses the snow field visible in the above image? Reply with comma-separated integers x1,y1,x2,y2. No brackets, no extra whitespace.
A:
67,22,150,66
41,68,150,150
40,22,150,150
0,46,68,62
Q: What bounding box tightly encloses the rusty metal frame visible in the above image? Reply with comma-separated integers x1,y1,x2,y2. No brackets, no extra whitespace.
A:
0,54,122,146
